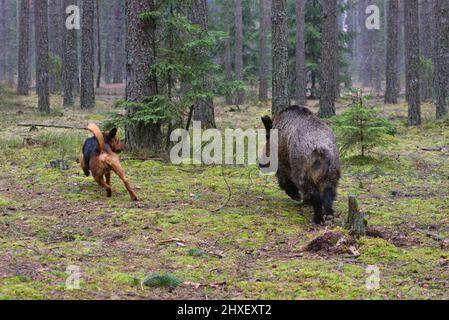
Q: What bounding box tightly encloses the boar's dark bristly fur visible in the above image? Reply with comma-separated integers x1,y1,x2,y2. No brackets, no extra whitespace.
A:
262,106,341,224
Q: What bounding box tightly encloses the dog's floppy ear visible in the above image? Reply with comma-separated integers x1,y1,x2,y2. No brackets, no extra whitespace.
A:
261,116,273,132
109,128,118,139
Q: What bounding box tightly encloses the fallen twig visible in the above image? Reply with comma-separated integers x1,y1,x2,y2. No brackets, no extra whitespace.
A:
18,123,87,130
211,166,232,213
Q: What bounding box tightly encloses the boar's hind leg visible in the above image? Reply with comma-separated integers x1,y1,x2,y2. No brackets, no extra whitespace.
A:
277,171,301,201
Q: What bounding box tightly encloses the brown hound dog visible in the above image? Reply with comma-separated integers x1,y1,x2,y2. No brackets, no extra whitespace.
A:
80,123,138,201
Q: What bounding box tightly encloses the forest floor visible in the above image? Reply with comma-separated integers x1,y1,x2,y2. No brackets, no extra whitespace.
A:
0,84,448,300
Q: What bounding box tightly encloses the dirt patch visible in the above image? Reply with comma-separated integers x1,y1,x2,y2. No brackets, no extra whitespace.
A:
306,231,358,256
366,226,421,247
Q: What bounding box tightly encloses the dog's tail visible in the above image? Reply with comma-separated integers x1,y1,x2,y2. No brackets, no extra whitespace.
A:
87,123,105,152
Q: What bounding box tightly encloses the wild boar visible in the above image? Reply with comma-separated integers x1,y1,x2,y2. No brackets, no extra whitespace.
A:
261,106,341,224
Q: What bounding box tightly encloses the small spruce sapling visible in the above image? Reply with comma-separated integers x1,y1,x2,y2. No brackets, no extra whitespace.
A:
333,93,396,157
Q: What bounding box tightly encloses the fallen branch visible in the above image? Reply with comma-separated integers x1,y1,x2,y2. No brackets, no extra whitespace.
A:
18,123,88,130
158,238,185,245
421,147,443,152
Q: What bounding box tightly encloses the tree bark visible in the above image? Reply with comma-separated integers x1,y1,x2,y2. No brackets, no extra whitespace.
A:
62,0,78,107
125,0,162,153
433,0,449,119
319,0,338,118
404,0,421,125
259,0,269,102
104,0,114,84
0,0,6,81
191,0,216,129
112,0,123,84
17,0,30,95
271,0,289,115
346,195,366,237
223,0,233,105
48,0,63,93
385,0,400,104
420,0,433,60
295,0,306,105
235,0,244,105
35,0,50,114
95,0,101,88
81,0,95,109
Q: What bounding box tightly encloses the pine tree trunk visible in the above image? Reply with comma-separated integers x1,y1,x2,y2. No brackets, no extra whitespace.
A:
271,0,289,115
191,0,216,129
295,0,306,105
223,0,233,105
125,0,162,153
420,0,433,60
35,0,50,114
319,0,338,118
95,0,101,89
48,0,62,93
104,0,114,84
0,0,6,81
259,0,269,102
433,0,449,119
17,0,30,95
112,0,123,84
81,0,95,109
235,0,244,105
404,0,421,126
385,0,400,104
62,0,78,107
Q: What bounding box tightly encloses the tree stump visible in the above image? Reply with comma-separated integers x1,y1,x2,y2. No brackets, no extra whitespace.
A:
346,195,366,237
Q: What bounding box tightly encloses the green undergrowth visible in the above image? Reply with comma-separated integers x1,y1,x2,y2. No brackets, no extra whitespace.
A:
0,87,448,299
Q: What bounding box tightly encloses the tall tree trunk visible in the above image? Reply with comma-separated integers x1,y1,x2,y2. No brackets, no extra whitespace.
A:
95,0,101,88
191,0,216,128
35,0,49,114
385,0,400,104
295,0,306,105
0,0,6,81
17,0,30,95
81,0,95,109
62,0,78,107
373,0,384,95
104,0,114,84
433,0,449,119
125,0,162,153
358,0,375,88
48,0,62,93
319,0,338,118
112,0,123,84
259,0,269,102
420,0,433,60
271,0,289,115
223,0,233,105
235,0,244,105
404,0,421,125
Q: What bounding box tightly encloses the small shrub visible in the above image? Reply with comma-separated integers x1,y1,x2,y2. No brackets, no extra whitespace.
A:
141,272,182,289
333,94,396,157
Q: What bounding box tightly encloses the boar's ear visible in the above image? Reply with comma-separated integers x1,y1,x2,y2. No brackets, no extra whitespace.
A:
261,116,273,132
109,128,118,139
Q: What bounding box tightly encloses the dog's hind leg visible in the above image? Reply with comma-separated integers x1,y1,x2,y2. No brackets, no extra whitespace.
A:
105,172,112,197
109,161,138,201
94,174,112,198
